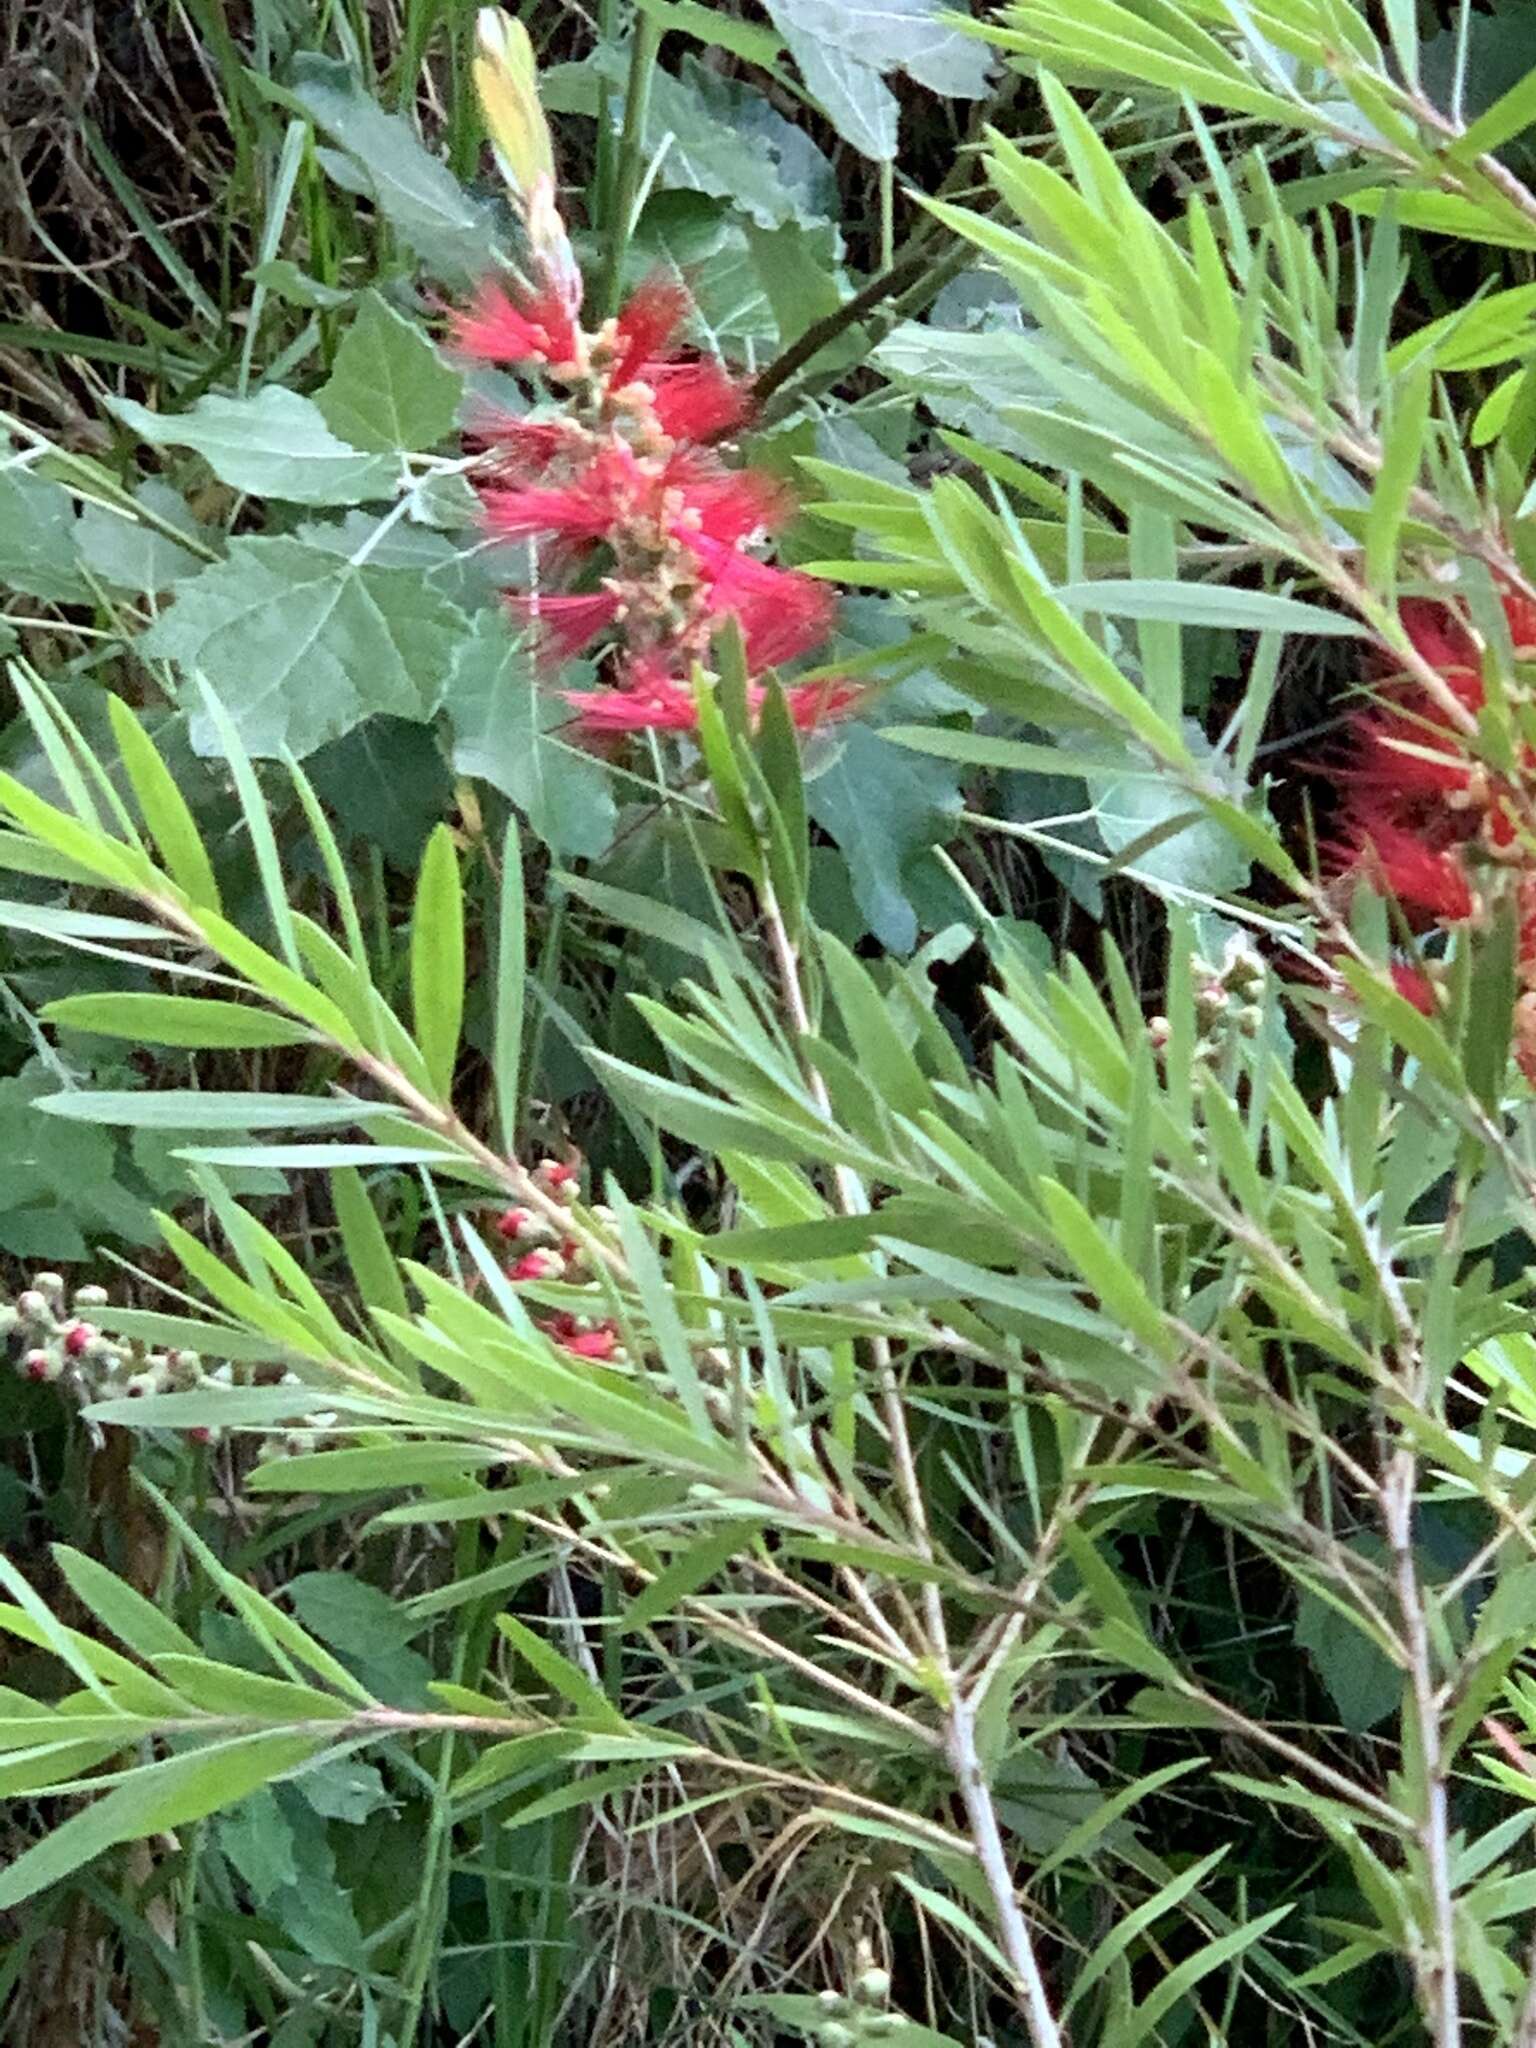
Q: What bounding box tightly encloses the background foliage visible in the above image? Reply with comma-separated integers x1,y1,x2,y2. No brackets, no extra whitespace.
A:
11,3,1536,2045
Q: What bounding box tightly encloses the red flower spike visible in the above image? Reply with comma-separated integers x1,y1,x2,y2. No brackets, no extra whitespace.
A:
783,677,863,729
495,1207,533,1240
470,415,581,480
684,533,838,670
643,359,753,440
1354,821,1476,922
509,589,623,661
451,280,580,370
670,461,793,547
1345,712,1474,804
566,679,699,734
481,444,643,543
1398,597,1484,708
565,673,860,739
611,275,691,387
1505,590,1536,655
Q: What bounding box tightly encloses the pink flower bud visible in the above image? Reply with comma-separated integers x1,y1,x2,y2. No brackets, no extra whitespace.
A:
509,1247,566,1283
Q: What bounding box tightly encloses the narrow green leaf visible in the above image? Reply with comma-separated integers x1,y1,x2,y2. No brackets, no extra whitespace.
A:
50,1549,198,1661
622,1529,750,1633
1452,63,1536,163
411,822,465,1101
607,1184,712,1436
194,677,301,972
43,994,314,1050
0,1733,322,1911
330,1167,411,1323
495,1615,627,1732
32,1091,390,1131
1037,1179,1178,1362
1365,358,1432,599
493,817,525,1159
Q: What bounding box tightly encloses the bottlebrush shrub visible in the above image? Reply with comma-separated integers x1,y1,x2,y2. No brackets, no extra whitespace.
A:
448,40,857,743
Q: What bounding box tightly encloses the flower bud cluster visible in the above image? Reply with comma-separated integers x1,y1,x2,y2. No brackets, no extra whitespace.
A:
813,1941,900,2047
4,1268,333,1455
1149,936,1267,1063
493,1154,626,1365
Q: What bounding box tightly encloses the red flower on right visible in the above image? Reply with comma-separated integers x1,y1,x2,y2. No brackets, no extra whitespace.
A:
1336,587,1536,1077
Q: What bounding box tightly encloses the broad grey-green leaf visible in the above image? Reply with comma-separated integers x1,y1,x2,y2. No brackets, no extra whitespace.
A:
315,291,463,455
0,1059,156,1251
779,32,899,161
285,54,497,283
107,390,397,508
871,321,1046,454
1295,1581,1400,1733
305,716,454,869
218,1785,299,1904
766,0,992,99
75,482,205,593
141,536,467,759
1090,722,1253,895
570,52,836,229
248,259,353,310
0,466,87,603
807,724,963,952
441,614,615,860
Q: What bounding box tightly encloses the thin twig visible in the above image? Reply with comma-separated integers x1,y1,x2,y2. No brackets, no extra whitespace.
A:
1383,1434,1461,2043
949,1700,1068,2048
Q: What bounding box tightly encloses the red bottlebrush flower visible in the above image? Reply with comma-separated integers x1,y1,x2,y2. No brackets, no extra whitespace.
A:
451,279,581,371
1391,963,1439,1014
509,588,623,661
469,413,581,480
495,1207,534,1240
1353,820,1476,922
610,274,691,387
644,359,753,440
566,671,860,738
566,678,701,734
1398,597,1484,709
685,533,838,669
782,677,863,729
1345,709,1475,804
670,460,792,546
1505,590,1536,654
481,444,642,543
1394,584,1536,712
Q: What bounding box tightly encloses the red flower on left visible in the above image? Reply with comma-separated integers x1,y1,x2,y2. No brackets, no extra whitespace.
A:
450,258,857,742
